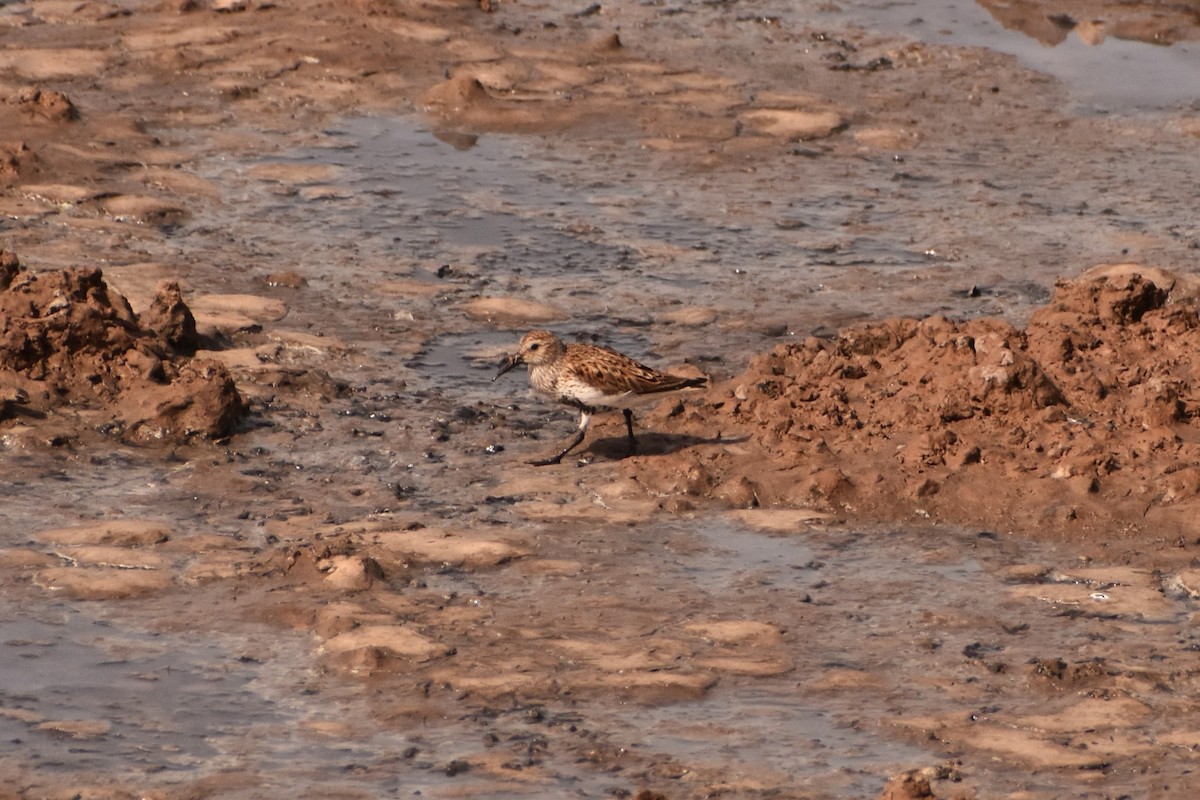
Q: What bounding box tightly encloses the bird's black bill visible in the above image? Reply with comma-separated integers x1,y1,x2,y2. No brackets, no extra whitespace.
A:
493,354,521,381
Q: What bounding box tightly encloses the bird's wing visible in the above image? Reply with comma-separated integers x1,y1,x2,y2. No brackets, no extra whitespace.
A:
567,343,704,395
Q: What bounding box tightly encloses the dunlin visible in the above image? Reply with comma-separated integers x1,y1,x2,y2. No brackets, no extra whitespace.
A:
493,330,707,466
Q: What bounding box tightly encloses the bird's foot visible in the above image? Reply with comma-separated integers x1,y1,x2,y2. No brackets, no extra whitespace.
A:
527,430,587,467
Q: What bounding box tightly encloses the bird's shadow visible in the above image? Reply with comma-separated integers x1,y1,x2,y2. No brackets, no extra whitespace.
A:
586,431,746,461
1,403,45,422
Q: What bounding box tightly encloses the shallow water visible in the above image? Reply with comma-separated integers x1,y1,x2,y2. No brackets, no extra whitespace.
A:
1,589,584,798
591,523,951,795
606,520,1200,795
200,92,1200,386
2,600,300,775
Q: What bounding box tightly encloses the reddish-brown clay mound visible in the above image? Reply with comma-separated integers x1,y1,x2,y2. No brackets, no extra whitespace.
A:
0,253,244,442
633,265,1200,546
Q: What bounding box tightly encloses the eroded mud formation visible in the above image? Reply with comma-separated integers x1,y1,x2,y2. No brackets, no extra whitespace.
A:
635,265,1200,543
0,253,244,441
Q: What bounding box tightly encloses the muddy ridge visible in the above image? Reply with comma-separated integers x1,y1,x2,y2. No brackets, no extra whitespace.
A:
634,265,1200,549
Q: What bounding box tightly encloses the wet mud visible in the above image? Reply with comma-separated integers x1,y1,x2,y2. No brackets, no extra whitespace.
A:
3,0,1200,797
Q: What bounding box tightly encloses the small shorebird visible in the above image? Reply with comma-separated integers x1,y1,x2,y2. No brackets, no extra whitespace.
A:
493,330,707,466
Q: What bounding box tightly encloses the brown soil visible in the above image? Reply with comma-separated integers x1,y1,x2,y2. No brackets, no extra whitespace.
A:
633,264,1200,559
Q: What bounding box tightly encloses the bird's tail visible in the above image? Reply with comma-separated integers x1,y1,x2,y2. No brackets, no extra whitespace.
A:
642,374,707,394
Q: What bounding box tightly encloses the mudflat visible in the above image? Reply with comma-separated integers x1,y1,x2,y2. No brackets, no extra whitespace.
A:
3,1,1200,798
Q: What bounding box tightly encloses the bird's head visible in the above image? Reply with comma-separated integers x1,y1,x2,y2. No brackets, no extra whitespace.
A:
493,330,565,380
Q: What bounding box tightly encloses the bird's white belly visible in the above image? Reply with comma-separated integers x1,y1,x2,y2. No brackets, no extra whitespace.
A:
557,377,631,409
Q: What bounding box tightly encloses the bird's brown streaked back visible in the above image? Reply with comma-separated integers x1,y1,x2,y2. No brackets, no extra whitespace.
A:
564,342,706,396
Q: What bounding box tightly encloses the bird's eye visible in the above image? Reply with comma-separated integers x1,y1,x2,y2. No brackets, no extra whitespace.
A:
529,343,540,351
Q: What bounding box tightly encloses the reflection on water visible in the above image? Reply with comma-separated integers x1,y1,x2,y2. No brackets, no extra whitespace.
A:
975,0,1198,47
0,594,527,798
0,598,399,789
831,0,1200,111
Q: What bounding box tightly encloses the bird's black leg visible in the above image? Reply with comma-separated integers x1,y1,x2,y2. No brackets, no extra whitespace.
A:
623,408,637,456
527,429,586,466
528,411,591,466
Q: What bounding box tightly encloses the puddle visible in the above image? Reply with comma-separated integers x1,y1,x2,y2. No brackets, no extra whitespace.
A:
0,591,621,799
575,519,1200,795
587,524,944,795
2,602,294,775
0,595,429,794
829,0,1200,112
204,115,940,361
629,690,921,794
405,330,514,397
251,118,633,283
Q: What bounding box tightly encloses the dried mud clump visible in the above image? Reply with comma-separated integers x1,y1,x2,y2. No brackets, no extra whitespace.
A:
0,260,244,441
140,280,200,353
1025,269,1195,429
11,87,80,123
0,141,35,186
877,765,964,800
635,266,1200,543
0,250,19,289
743,313,1065,441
